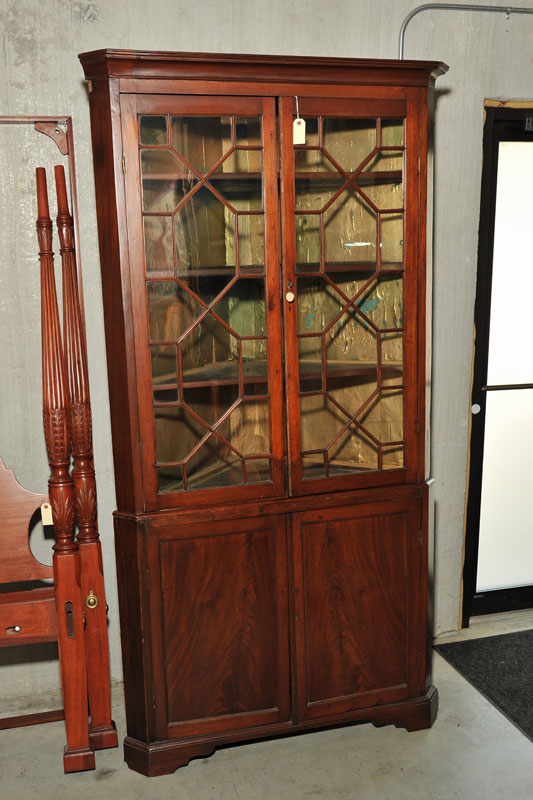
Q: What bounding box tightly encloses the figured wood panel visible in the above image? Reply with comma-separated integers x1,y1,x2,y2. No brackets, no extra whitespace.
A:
159,515,290,736
0,458,52,582
293,498,421,720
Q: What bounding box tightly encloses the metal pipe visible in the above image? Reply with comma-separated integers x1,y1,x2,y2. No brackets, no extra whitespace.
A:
399,3,533,59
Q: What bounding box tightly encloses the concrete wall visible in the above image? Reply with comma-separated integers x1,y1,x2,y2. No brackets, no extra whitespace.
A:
1,0,532,701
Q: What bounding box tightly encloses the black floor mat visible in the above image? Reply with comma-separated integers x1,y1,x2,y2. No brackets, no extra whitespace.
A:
435,629,533,741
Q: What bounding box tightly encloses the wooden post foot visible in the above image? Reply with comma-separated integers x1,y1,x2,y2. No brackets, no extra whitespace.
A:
90,720,119,750
63,745,96,773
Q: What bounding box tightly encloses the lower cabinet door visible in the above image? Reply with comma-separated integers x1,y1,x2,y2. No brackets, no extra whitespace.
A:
148,514,291,739
291,497,423,721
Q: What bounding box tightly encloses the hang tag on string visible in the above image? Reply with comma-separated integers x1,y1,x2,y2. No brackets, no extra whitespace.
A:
293,96,306,145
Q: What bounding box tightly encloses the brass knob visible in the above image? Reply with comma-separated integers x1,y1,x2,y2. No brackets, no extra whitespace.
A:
85,590,99,609
286,291,295,303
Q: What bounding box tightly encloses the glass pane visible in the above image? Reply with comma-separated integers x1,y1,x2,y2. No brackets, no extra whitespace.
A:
300,394,347,451
215,148,263,174
297,276,344,334
358,389,404,450
238,215,264,268
213,279,266,336
302,453,325,479
381,119,404,147
171,116,232,173
296,213,321,269
151,345,178,402
295,176,344,212
141,148,194,178
182,384,240,427
298,336,323,392
178,275,231,307
380,213,404,265
154,405,207,463
326,307,378,365
142,178,195,214
360,175,403,211
329,425,378,473
381,332,403,385
217,398,271,456
362,150,403,174
140,116,168,146
236,117,262,146
147,281,204,342
245,458,271,483
356,276,404,329
158,465,183,493
323,188,377,264
209,177,263,212
174,186,235,271
185,435,244,489
180,315,239,377
144,216,173,273
323,118,376,172
143,112,271,494
383,444,404,470
488,141,533,384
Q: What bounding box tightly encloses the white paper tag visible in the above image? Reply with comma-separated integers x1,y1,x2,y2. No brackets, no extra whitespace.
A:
293,118,306,145
41,502,53,526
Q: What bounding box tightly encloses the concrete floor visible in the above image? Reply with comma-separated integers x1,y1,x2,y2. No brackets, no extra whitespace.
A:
1,614,533,799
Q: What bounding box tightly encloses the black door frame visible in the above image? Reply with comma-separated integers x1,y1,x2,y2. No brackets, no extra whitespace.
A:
462,105,533,628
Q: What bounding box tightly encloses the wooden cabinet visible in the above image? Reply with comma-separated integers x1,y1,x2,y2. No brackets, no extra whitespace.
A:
80,50,446,776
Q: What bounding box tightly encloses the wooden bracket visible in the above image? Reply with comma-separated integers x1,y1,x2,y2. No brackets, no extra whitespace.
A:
34,121,69,155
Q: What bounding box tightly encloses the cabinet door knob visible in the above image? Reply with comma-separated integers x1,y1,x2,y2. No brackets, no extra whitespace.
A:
285,291,295,303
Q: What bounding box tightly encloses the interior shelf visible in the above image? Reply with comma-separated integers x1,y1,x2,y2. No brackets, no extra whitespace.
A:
296,261,404,274
142,169,402,184
152,358,402,391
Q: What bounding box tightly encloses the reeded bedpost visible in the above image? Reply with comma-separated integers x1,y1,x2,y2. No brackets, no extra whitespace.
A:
37,166,94,773
55,164,117,750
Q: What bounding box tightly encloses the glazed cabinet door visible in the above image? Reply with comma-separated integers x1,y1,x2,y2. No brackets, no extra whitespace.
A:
291,496,424,721
279,96,423,496
120,94,284,511
146,514,291,739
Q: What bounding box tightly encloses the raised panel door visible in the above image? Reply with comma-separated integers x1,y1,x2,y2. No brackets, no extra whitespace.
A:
291,497,422,721
146,514,291,739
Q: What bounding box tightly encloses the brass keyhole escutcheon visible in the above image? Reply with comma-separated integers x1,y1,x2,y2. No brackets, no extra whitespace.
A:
85,590,99,609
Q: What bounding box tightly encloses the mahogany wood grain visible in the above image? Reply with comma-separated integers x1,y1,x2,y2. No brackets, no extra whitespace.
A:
123,686,438,777
0,587,56,647
292,498,421,721
0,458,51,583
79,49,447,86
37,167,94,772
155,516,290,738
0,709,65,731
55,165,118,750
85,79,144,513
79,52,444,776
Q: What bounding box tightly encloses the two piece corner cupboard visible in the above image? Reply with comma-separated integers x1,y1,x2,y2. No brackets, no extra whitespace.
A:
79,50,447,777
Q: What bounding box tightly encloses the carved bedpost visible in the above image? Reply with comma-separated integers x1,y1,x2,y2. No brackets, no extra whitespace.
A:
55,164,118,750
36,167,94,773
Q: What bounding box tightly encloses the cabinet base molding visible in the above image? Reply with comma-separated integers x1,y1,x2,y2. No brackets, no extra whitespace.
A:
124,687,438,777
